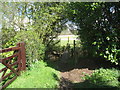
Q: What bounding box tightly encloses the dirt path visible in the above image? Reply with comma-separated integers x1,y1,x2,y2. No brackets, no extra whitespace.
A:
58,57,117,88
59,68,93,88
60,68,93,83
58,58,94,88
57,53,95,88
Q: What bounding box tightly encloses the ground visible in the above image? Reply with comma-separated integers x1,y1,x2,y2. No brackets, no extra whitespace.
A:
61,69,93,83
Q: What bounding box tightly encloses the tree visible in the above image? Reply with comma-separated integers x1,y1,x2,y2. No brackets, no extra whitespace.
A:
66,2,120,65
1,2,67,66
1,2,67,46
29,2,67,45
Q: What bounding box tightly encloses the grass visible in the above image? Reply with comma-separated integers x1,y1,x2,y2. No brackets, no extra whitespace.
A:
58,40,81,47
59,40,74,46
7,60,60,88
58,35,78,39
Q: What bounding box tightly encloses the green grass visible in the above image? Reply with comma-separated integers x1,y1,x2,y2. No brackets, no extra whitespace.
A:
59,40,74,46
58,40,81,47
58,35,78,39
56,35,80,46
7,60,60,88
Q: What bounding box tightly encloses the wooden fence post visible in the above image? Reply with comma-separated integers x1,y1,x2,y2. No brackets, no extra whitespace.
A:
73,40,77,66
73,40,76,53
20,42,26,71
68,37,69,44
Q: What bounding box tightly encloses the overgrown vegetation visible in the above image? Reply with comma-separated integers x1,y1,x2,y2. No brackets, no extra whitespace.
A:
1,2,120,89
7,61,60,88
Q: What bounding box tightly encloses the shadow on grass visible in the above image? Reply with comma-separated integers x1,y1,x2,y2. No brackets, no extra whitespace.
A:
73,81,119,89
59,77,120,89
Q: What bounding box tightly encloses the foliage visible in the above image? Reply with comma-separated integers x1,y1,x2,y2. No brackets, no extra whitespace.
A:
17,2,66,45
1,2,67,65
14,30,45,68
2,30,45,68
84,68,120,88
1,2,66,41
66,2,120,65
1,2,25,47
7,60,60,88
1,27,17,48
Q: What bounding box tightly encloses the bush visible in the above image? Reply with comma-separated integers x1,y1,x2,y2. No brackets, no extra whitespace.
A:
7,60,60,88
15,30,46,68
84,68,120,88
4,30,46,68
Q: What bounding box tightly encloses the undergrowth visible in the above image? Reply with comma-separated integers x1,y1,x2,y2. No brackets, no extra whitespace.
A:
74,68,120,88
85,68,120,88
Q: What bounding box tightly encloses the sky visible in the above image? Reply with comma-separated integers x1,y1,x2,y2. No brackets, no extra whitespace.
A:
66,21,78,30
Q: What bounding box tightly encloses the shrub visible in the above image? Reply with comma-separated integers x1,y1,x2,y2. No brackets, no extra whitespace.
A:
84,68,120,88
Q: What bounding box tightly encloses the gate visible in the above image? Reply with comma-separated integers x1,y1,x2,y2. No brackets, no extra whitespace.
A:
0,42,26,89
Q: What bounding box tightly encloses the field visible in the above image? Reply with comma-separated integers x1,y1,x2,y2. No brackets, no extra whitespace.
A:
55,35,80,46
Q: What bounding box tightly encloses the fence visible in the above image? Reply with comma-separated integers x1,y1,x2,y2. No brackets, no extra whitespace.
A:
0,42,26,89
